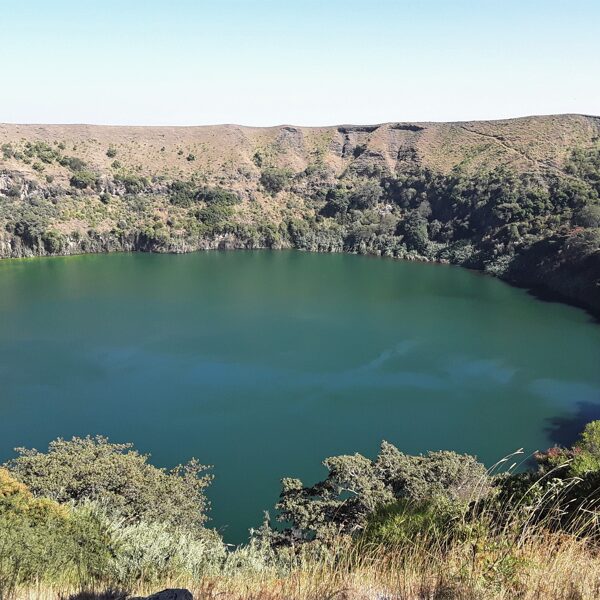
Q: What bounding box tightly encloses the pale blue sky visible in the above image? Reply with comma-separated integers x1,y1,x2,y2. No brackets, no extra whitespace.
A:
2,0,599,125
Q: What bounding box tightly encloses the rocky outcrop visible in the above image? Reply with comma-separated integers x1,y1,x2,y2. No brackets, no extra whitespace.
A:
135,589,193,600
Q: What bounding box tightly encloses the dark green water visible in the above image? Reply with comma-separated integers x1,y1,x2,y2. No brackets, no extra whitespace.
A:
1,250,599,542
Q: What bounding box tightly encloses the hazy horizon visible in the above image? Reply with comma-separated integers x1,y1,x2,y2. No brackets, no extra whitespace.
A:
3,0,600,126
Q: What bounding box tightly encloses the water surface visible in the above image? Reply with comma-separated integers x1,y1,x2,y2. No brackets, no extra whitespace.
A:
1,250,599,541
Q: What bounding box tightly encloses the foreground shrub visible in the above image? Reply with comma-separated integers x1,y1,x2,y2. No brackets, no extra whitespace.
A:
5,436,213,531
359,497,463,548
275,441,489,543
108,519,225,586
0,470,113,596
3,423,600,598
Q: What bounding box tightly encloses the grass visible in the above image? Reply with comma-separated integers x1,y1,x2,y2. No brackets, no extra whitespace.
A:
10,530,599,600
6,474,600,600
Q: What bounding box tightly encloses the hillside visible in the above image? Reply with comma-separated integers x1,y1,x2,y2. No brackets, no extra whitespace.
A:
1,114,599,312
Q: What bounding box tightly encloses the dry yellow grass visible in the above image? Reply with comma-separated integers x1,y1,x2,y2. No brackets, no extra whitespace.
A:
1,114,598,188
9,530,600,600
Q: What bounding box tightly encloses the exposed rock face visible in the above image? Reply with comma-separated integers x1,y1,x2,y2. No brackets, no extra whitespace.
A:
141,590,193,600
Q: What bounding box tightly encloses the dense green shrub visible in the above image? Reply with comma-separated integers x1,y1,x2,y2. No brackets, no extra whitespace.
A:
396,210,429,253
360,498,460,548
0,469,114,594
59,155,87,172
70,170,98,189
275,441,488,543
169,180,197,207
114,173,149,194
1,143,14,159
536,420,600,477
566,146,600,194
260,167,291,194
574,204,600,227
196,186,240,206
109,519,225,585
196,203,234,227
5,435,212,531
572,420,600,475
348,181,382,210
42,230,64,253
320,188,350,217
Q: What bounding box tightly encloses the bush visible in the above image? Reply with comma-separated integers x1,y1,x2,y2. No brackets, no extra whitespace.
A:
0,469,113,593
321,188,350,217
275,441,488,544
1,143,14,159
169,180,197,207
360,498,460,548
70,170,98,189
196,203,234,227
348,181,382,210
196,186,240,206
397,210,429,254
106,147,117,158
114,173,149,194
59,155,87,172
260,167,291,194
571,420,600,476
5,435,213,531
42,230,64,253
109,520,225,586
574,204,600,227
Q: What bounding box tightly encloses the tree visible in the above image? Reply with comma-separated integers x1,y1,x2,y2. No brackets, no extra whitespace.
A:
5,436,212,531
398,210,429,253
275,441,488,544
349,181,382,210
572,420,600,476
574,204,600,228
320,188,350,217
69,170,98,189
260,167,291,194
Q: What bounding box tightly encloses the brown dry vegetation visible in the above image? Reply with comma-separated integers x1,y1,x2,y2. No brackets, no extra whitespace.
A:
1,114,598,183
9,533,600,600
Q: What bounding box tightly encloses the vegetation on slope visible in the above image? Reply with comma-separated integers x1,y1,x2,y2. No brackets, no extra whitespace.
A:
2,422,600,599
0,115,599,313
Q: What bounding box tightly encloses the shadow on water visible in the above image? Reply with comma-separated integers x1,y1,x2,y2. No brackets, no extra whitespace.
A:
517,282,600,325
545,401,600,447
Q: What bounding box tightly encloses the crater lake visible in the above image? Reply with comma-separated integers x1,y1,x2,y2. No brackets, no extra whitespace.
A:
1,250,599,542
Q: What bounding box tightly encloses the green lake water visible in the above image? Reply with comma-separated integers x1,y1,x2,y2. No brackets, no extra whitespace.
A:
1,250,599,542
